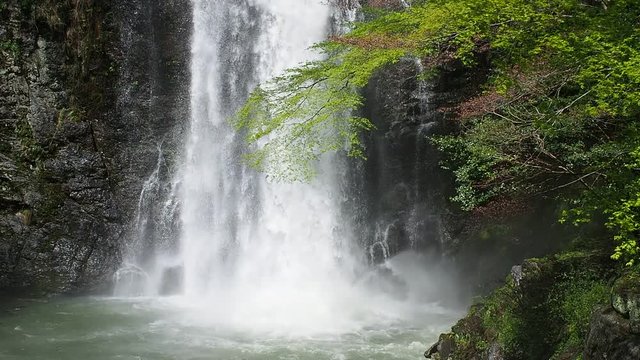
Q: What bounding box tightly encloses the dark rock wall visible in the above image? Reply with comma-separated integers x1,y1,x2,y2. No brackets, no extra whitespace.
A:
353,59,455,263
0,0,119,295
356,54,572,296
0,0,190,296
586,307,640,360
353,56,491,263
106,0,189,269
586,272,640,359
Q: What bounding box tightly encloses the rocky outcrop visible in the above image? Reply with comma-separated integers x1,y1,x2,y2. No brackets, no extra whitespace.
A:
584,272,640,359
611,272,640,333
585,307,640,360
104,0,190,270
352,57,472,263
0,0,190,296
355,51,570,300
0,0,120,295
425,252,617,360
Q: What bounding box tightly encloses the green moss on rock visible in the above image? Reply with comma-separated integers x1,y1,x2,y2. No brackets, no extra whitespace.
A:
612,272,640,333
427,251,615,360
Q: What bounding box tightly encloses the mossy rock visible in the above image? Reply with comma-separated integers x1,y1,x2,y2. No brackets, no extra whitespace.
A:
612,272,640,332
427,251,615,360
426,333,457,359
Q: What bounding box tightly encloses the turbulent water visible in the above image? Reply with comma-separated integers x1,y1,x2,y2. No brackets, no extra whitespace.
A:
0,1,463,359
0,294,457,360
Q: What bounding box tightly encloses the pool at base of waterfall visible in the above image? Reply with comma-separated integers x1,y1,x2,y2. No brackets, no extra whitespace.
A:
0,297,458,360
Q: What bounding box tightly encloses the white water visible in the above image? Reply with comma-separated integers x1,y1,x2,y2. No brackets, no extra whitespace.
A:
115,0,461,341
180,0,371,335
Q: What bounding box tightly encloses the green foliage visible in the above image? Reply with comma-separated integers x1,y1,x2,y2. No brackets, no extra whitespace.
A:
481,281,521,351
57,107,83,126
234,44,399,180
607,148,640,266
549,274,609,357
237,0,640,261
421,0,640,264
476,254,611,359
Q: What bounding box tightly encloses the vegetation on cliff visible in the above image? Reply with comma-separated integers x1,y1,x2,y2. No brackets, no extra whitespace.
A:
236,0,640,265
426,251,625,359
0,0,120,294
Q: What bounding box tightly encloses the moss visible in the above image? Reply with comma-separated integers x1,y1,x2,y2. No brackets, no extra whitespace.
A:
442,251,616,360
26,1,117,125
15,118,44,165
56,107,83,127
35,183,66,222
612,271,640,294
549,276,610,358
481,284,520,352
449,306,489,357
16,209,33,225
0,39,20,58
610,270,640,329
554,251,590,262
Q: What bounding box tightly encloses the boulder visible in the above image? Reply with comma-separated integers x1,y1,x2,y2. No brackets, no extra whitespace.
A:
425,333,456,359
585,307,640,360
612,272,640,333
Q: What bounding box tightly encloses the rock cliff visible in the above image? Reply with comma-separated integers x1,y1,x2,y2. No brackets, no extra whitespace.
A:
0,0,190,296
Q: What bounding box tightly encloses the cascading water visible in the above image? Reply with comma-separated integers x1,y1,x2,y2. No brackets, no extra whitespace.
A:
105,0,464,334
177,0,363,333
176,0,415,335
104,0,461,354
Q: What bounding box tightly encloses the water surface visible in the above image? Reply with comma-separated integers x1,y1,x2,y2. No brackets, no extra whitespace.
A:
0,297,457,360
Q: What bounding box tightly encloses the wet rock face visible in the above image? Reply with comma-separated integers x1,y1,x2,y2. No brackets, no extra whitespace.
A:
106,0,190,269
425,333,456,360
353,59,457,262
159,265,183,296
485,343,504,360
0,1,121,295
0,0,190,296
352,51,499,266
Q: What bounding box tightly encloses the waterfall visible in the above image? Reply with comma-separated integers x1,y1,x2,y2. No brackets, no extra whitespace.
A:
175,0,369,334
114,0,460,338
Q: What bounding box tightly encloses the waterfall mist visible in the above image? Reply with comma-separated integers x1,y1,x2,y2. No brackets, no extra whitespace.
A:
115,0,463,338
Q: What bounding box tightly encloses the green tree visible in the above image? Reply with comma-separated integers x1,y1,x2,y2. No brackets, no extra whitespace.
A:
236,0,640,263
